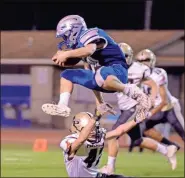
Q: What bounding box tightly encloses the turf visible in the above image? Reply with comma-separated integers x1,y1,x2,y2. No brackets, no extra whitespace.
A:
1,145,184,177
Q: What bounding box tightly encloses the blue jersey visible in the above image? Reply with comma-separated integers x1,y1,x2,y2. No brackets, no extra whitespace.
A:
58,28,127,68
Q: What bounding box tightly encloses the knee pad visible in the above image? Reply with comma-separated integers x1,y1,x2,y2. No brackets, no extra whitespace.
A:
132,138,143,146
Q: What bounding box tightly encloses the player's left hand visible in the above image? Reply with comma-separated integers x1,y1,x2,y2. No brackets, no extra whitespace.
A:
52,50,69,66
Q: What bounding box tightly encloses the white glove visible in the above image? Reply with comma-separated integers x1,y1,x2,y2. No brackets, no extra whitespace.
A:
124,84,152,111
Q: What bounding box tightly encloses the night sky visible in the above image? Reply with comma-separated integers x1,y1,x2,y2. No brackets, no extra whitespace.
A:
1,0,184,30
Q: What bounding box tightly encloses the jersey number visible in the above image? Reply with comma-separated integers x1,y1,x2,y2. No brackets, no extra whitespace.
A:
84,148,103,168
128,78,140,84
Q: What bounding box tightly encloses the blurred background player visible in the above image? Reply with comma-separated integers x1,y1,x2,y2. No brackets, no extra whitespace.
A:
137,50,184,143
127,49,183,159
42,15,152,119
60,109,146,177
101,45,178,175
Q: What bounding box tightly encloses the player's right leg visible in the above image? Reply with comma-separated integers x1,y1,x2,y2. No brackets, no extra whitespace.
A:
173,100,184,129
42,69,97,117
166,107,185,141
113,115,178,170
101,107,138,174
140,116,179,170
42,66,151,117
144,111,182,147
144,128,180,150
139,137,178,170
95,65,152,111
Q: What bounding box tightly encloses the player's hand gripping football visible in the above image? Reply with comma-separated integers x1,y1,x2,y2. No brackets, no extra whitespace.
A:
52,50,69,66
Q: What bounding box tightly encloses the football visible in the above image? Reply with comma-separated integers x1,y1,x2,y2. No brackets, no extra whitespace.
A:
64,57,82,66
53,47,82,67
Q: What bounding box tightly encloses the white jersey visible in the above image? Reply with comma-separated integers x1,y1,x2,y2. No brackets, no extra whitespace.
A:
116,62,152,110
60,132,105,177
143,67,175,110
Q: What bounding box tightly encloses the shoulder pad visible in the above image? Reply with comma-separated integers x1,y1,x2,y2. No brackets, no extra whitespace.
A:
80,28,100,45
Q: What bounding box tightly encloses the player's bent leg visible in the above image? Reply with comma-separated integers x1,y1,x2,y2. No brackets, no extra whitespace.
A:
128,114,163,149
127,124,143,147
144,128,180,150
95,65,152,111
144,128,163,142
142,113,179,147
128,121,178,170
166,108,185,141
140,137,178,170
42,69,100,117
173,101,184,129
42,70,75,117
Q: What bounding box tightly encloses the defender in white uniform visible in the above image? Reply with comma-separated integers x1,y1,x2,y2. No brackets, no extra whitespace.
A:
102,47,178,175
60,110,146,177
142,67,185,142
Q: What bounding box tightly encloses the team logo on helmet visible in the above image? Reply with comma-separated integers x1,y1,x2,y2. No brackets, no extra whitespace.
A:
56,15,87,48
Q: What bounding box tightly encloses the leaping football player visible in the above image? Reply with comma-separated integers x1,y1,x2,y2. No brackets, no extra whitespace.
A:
139,52,184,142
42,15,152,119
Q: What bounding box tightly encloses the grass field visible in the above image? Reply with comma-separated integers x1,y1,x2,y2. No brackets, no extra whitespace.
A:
1,145,184,177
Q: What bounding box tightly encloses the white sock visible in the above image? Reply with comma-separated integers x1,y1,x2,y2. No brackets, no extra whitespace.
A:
107,156,116,168
156,143,167,155
58,92,71,106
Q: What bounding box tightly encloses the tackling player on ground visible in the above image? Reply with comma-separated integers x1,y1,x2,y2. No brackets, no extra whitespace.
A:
60,107,146,177
141,66,184,142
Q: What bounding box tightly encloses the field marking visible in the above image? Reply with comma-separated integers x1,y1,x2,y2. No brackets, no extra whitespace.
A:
2,152,33,164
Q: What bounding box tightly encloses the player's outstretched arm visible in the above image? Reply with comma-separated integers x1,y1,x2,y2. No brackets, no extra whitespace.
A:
142,78,158,103
68,117,96,156
52,44,97,66
93,90,104,105
105,120,137,140
148,85,167,117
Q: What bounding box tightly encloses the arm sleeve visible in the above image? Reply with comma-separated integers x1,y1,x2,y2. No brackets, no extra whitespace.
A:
79,28,108,49
60,137,76,154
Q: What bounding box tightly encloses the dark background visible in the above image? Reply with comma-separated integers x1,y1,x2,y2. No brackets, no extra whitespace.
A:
1,0,184,30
